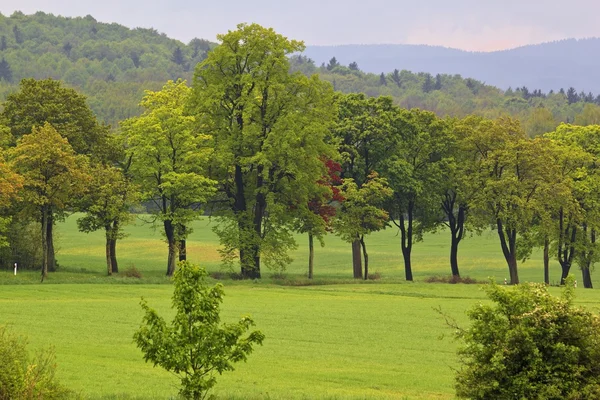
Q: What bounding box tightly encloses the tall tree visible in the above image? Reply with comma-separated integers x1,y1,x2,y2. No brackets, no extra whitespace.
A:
295,159,343,279
190,23,336,279
334,173,392,280
10,124,90,280
123,80,216,276
1,78,110,269
383,109,451,281
332,93,399,278
77,163,139,275
326,57,340,71
466,118,556,284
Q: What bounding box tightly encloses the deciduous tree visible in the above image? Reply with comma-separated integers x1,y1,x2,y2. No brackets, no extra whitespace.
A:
122,79,216,276
190,23,336,278
10,123,90,280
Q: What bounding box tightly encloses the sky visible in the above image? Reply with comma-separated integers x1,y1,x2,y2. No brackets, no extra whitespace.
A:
1,0,599,51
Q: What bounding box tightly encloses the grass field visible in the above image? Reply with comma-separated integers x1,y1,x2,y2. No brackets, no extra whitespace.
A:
1,215,600,399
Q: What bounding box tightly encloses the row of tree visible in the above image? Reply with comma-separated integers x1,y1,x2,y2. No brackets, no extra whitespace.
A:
0,23,599,287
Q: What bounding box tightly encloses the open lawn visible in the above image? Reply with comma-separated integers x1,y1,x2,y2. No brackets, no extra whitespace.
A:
1,215,600,399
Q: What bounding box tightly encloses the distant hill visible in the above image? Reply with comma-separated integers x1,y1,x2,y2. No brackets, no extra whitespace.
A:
0,11,214,126
303,39,600,93
1,11,600,137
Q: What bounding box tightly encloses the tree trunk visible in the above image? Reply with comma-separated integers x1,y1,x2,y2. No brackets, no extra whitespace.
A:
352,240,362,279
360,236,368,281
450,234,460,278
110,238,118,273
581,226,594,289
582,264,593,289
46,213,56,272
442,191,465,278
557,208,576,285
164,219,177,276
497,219,519,284
399,203,414,281
40,206,49,282
179,239,187,261
105,234,112,276
543,237,549,285
308,233,314,279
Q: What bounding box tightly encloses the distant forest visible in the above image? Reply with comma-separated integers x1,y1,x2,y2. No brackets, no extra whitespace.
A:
1,11,600,136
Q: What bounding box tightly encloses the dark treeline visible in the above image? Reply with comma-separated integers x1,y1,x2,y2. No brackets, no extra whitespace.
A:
0,21,599,287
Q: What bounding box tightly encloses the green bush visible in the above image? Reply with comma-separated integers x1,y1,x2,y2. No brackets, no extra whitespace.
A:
454,278,600,399
0,326,73,400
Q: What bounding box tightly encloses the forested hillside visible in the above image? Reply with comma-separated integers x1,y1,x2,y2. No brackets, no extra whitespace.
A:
1,11,600,137
0,11,212,126
303,39,600,93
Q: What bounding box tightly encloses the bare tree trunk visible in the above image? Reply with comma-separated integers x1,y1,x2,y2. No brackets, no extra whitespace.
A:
308,233,314,279
543,238,549,285
40,206,49,282
582,265,593,289
105,234,112,275
110,238,118,273
497,219,519,284
110,219,119,273
399,202,414,281
164,220,177,276
360,236,368,280
47,213,56,272
352,240,362,279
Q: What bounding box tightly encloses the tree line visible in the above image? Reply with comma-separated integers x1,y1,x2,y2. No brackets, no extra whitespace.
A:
1,23,599,287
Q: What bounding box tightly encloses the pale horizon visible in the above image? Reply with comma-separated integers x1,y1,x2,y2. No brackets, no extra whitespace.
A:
1,1,599,52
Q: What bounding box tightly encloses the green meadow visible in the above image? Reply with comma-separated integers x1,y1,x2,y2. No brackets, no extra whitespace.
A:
1,215,600,399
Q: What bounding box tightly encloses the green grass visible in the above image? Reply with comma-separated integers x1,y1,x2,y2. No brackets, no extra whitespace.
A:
1,214,590,285
1,215,600,399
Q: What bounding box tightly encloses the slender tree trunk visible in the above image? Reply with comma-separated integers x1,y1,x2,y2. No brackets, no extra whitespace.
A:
399,202,414,281
179,239,186,261
110,238,118,273
40,206,49,282
581,226,594,289
164,219,177,276
543,237,549,285
582,264,593,289
308,233,314,279
450,234,460,278
360,236,368,280
442,192,465,278
47,213,56,272
110,220,119,273
557,208,576,285
105,231,112,276
497,219,519,284
352,240,363,279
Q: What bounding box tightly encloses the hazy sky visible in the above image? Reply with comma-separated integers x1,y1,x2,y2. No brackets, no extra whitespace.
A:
1,0,599,51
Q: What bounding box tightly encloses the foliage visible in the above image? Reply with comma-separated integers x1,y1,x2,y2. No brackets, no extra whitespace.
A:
455,279,600,399
122,79,216,275
9,123,90,278
76,163,139,275
133,261,264,400
0,325,72,400
190,23,336,278
1,78,109,157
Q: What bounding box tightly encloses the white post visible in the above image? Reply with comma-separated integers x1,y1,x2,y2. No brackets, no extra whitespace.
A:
13,262,17,276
